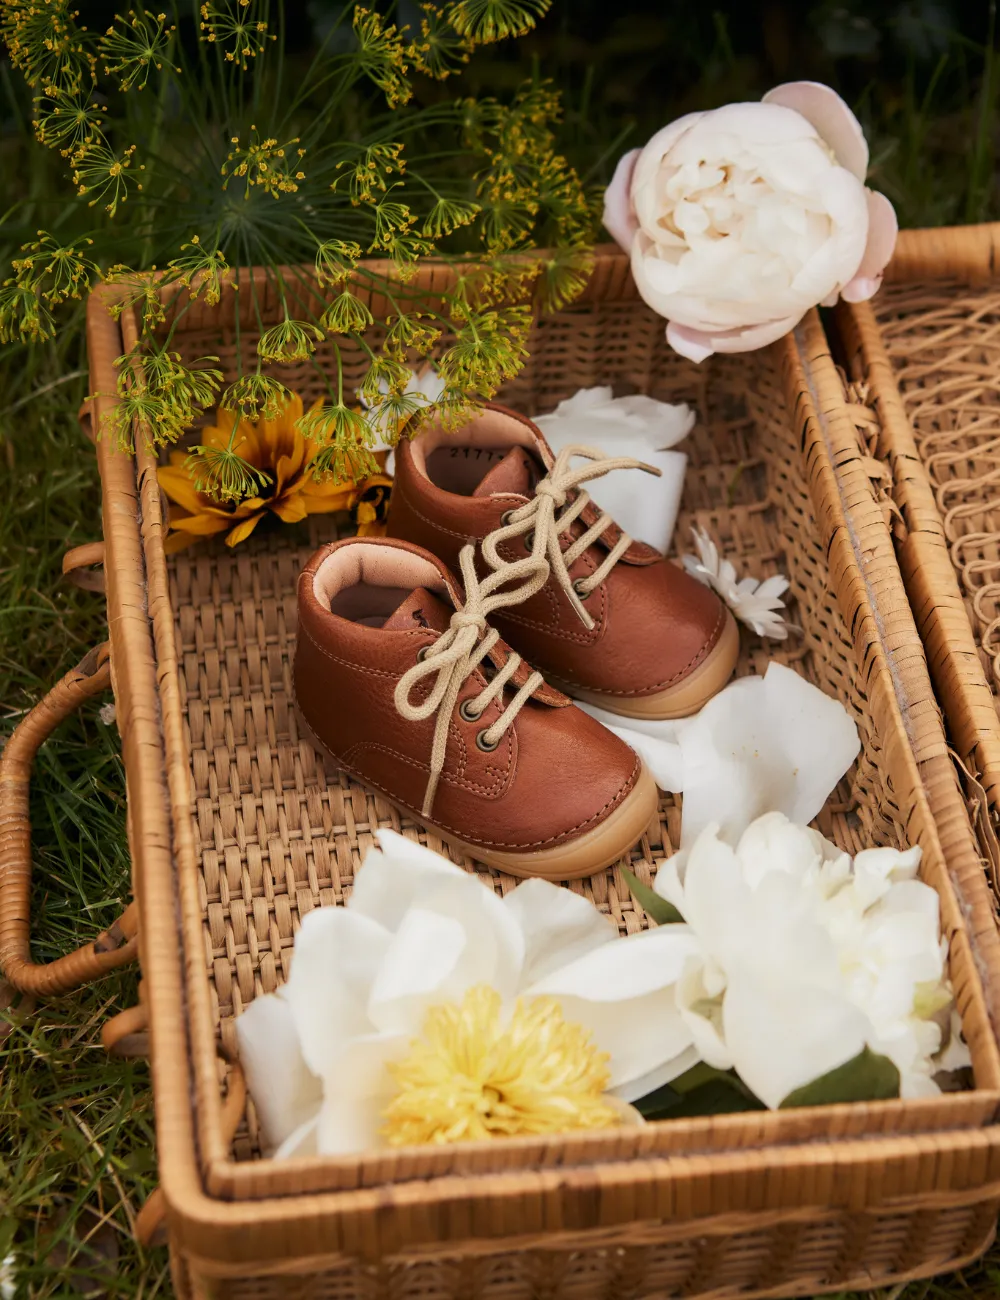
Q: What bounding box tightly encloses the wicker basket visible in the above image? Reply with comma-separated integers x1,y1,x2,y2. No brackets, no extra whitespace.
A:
5,250,1000,1298
834,224,1000,910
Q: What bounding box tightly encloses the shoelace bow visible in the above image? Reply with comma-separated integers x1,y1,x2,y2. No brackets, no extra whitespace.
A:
480,444,661,630
394,544,550,817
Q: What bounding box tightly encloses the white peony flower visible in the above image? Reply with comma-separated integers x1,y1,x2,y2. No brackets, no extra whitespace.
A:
535,387,693,554
682,526,790,638
580,661,861,846
236,829,701,1157
602,82,898,362
654,813,960,1106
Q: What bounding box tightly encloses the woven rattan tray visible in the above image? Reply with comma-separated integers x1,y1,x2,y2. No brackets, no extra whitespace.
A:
37,251,1000,1295
835,224,1000,910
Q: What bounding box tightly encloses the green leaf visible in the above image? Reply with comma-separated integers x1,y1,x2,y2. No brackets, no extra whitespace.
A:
636,1064,765,1121
779,1047,900,1109
621,866,683,925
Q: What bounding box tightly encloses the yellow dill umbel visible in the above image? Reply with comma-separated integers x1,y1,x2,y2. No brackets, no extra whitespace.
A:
382,985,620,1147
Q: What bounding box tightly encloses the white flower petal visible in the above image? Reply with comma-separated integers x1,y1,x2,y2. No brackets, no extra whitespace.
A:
315,1034,405,1155
609,1043,702,1103
723,973,871,1108
235,992,324,1155
535,394,693,552
528,926,701,1092
273,1113,321,1160
284,907,392,1077
666,314,801,362
762,81,869,179
503,877,616,986
352,829,465,930
368,875,525,1031
602,148,641,250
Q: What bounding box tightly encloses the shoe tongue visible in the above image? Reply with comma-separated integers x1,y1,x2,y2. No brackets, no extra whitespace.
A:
383,587,454,633
472,445,540,499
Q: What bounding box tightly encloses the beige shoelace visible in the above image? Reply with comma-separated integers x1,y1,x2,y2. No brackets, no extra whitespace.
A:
480,444,661,630
394,544,550,817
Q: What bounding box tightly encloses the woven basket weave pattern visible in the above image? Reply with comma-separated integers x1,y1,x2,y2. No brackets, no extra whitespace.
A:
172,317,905,1165
78,256,1000,1297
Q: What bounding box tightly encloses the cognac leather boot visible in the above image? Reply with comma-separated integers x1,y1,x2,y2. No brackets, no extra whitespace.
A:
294,536,658,880
385,404,739,719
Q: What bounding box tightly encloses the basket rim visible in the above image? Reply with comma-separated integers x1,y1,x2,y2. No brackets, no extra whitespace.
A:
86,254,1000,1260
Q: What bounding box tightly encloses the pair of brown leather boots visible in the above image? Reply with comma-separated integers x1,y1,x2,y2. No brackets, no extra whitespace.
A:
295,404,739,880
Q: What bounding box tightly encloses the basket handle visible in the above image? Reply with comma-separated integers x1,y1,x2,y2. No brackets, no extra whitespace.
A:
62,542,106,594
0,643,139,995
133,1062,247,1249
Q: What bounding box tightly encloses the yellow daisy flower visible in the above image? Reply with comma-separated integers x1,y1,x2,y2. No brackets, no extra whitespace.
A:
381,985,621,1147
157,391,391,554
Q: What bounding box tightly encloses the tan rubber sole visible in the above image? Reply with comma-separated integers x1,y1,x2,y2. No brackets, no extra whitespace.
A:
555,610,741,721
294,703,659,881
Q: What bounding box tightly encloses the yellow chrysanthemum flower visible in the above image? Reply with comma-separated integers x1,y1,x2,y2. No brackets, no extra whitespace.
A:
157,391,391,553
381,985,620,1147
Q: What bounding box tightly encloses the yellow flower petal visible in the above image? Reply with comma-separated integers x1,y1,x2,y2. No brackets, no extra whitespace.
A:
168,511,236,536
158,465,212,514
381,986,618,1147
225,512,266,546
270,493,309,524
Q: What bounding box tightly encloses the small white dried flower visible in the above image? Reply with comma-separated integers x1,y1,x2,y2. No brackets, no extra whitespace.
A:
682,526,790,639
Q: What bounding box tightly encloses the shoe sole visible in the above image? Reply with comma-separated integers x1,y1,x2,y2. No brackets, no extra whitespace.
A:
294,702,659,882
553,610,741,721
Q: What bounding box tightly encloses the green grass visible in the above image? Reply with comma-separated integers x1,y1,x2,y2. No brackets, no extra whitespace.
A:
0,334,169,1296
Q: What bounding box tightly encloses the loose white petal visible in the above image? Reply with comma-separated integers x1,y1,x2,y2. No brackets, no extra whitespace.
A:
535,391,694,552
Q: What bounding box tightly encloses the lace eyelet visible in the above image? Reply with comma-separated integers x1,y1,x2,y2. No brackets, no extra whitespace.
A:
476,729,501,752
572,578,593,600
500,509,516,527
523,530,534,551
459,699,482,722
416,645,430,662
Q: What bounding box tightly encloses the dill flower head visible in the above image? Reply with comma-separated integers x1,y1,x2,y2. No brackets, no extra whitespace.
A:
381,985,620,1147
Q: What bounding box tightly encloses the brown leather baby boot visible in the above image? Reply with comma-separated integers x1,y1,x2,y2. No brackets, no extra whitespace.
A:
294,536,658,880
385,404,739,719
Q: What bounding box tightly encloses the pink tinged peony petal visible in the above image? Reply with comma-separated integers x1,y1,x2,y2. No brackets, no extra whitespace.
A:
840,190,898,301
762,81,869,179
840,276,882,303
602,148,641,251
666,314,801,364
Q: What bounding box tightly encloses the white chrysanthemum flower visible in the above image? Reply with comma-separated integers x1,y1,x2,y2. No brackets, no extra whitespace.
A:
682,526,790,639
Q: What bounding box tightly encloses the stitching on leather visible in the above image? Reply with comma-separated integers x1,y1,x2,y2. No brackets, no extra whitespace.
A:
325,746,642,850
392,475,481,543
545,602,729,695
341,739,512,799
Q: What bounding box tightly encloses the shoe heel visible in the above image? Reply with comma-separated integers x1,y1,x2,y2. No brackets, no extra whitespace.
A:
292,699,343,775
